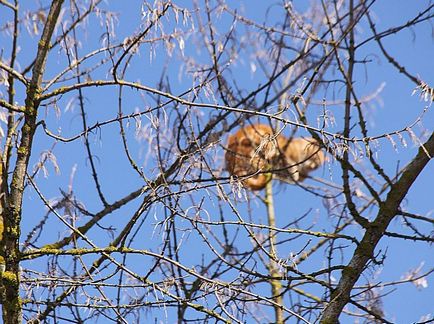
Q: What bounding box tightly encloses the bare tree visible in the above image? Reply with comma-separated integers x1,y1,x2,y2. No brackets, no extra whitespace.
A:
0,0,433,323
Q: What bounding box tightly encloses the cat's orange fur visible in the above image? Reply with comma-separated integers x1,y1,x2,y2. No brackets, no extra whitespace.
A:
225,124,279,190
225,124,325,190
277,136,325,182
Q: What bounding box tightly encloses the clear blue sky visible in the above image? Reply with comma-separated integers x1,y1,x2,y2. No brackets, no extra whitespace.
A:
1,0,432,322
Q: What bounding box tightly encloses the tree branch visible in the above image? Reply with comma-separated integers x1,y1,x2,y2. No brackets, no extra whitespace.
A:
320,131,434,323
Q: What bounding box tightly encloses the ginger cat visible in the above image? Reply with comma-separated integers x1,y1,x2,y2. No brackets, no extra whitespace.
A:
225,124,325,190
225,124,280,190
277,136,325,182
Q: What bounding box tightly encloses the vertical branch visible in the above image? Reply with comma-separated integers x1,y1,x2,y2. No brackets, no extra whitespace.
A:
69,2,108,207
0,0,19,275
1,1,65,323
3,0,19,174
341,0,357,228
265,179,283,324
326,0,372,228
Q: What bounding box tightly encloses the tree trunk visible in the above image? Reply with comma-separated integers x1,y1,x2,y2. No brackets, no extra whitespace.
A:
320,131,434,323
0,1,65,323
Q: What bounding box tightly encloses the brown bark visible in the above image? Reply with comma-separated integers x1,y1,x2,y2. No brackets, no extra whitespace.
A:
320,131,434,323
0,1,65,323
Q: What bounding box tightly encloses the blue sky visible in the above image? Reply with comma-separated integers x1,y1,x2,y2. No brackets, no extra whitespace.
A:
0,0,433,322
